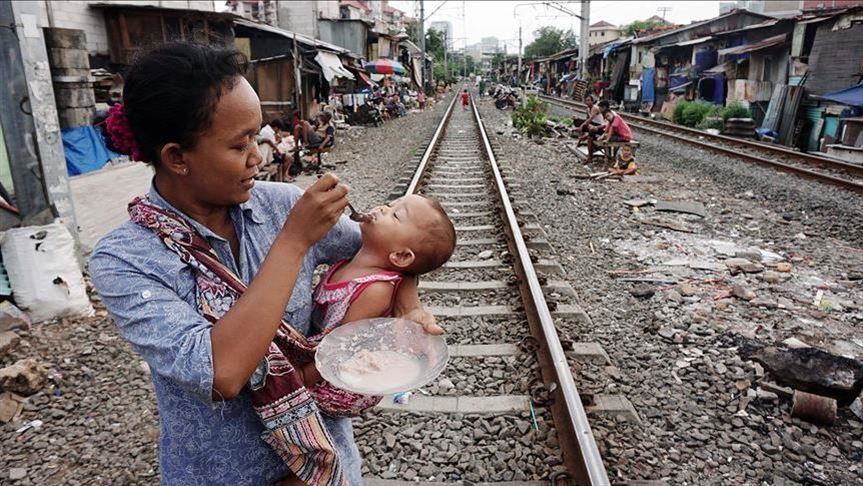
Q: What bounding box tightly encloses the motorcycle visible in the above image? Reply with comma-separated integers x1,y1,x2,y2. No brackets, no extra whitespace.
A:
494,86,519,110
347,99,383,127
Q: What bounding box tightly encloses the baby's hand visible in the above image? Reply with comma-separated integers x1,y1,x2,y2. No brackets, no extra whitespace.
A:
301,362,323,389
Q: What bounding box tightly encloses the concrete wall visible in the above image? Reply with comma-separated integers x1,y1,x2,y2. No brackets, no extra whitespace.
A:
277,1,340,38
319,20,368,57
37,1,215,56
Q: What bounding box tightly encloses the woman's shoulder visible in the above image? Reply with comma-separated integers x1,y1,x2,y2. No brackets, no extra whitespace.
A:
89,221,172,276
249,181,303,210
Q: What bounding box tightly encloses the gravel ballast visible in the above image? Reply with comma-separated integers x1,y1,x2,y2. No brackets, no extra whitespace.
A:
481,97,863,484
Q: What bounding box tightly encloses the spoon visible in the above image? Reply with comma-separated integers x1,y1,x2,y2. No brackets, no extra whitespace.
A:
348,202,371,222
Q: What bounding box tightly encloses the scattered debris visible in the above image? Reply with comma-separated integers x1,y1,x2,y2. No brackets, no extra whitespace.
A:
0,301,31,333
630,284,655,299
477,250,494,259
0,391,25,423
637,217,696,234
791,390,837,425
0,331,21,357
751,346,863,405
0,358,48,396
654,200,707,218
623,198,653,208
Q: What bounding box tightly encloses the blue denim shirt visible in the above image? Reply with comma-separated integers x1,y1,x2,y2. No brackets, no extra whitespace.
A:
89,181,362,485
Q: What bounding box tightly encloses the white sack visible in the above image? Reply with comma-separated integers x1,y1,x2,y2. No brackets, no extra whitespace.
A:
1,223,94,323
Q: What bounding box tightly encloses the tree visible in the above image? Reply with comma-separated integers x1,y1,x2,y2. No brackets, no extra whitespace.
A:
622,19,666,36
523,26,577,59
425,28,445,61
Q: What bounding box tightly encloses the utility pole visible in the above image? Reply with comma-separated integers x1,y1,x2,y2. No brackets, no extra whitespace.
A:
580,0,590,79
419,0,426,91
517,25,522,87
443,31,448,84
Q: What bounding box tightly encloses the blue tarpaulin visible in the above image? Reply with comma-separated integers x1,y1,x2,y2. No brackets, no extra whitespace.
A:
642,67,656,102
62,126,118,176
816,83,863,108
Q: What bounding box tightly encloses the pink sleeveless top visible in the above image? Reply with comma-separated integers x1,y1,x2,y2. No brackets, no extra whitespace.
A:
312,260,404,333
309,260,404,417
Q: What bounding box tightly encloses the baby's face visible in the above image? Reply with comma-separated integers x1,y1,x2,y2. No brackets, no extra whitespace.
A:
361,195,438,251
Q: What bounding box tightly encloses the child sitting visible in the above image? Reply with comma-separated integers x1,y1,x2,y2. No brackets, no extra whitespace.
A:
608,144,638,176
302,194,457,416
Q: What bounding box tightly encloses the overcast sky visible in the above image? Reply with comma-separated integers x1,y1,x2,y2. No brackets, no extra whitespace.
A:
391,1,723,51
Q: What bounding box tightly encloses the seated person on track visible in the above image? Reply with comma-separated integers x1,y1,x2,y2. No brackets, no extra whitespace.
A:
299,195,457,413
293,111,335,153
577,94,605,144
598,102,633,144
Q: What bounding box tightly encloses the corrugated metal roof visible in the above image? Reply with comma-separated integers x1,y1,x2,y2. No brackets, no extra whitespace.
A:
717,33,787,56
234,18,353,56
632,9,774,45
655,35,714,50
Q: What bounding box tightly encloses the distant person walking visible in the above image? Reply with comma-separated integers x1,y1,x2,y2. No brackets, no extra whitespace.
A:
461,89,470,110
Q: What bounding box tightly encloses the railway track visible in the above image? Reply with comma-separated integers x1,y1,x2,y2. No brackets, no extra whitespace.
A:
353,92,616,485
538,94,863,194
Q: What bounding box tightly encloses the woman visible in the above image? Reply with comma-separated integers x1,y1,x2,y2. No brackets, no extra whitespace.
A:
89,43,438,485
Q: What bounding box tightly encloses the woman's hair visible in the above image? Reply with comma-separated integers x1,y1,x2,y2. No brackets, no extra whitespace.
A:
115,42,248,164
318,112,332,123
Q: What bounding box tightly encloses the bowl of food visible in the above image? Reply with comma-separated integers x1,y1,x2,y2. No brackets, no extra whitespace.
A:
315,317,448,396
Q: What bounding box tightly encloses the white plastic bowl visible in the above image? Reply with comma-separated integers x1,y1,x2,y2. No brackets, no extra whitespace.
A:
315,318,449,395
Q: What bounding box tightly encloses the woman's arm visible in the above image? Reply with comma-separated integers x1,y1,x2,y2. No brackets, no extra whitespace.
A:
209,173,349,399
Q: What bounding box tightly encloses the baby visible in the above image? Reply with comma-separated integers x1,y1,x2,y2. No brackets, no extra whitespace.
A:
302,194,456,416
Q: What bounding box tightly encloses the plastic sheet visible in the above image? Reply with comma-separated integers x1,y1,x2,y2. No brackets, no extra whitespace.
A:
61,126,119,176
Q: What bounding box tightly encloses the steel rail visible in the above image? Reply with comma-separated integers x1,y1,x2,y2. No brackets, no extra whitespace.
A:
539,94,863,194
470,97,610,485
406,92,459,195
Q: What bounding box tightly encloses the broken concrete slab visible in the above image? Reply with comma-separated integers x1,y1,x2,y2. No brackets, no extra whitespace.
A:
0,391,24,423
0,331,21,357
654,200,707,218
725,257,764,274
0,358,48,396
0,301,31,333
623,198,653,208
752,346,863,406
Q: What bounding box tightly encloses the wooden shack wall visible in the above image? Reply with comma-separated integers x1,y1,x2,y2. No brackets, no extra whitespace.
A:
806,21,863,96
245,59,296,121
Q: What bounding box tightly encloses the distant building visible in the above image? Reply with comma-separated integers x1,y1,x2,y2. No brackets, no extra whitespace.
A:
464,42,483,62
430,21,453,49
588,20,620,45
481,36,500,54
226,0,278,26
735,0,863,17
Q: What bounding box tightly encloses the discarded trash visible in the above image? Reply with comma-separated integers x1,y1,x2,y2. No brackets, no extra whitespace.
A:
393,392,412,404
15,419,43,433
654,200,707,218
751,346,863,405
791,390,837,425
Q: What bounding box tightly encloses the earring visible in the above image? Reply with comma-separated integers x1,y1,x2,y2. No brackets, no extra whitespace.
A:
181,168,188,175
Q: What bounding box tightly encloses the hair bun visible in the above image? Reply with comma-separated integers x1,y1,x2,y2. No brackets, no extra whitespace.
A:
105,103,145,162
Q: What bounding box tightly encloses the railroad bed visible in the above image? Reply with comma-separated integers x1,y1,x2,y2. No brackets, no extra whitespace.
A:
539,94,863,194
353,92,624,485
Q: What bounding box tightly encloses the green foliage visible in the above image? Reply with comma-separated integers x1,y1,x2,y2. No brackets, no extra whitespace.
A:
623,19,667,36
673,100,718,127
425,28,445,62
512,95,549,137
720,103,751,121
697,116,724,131
524,26,577,59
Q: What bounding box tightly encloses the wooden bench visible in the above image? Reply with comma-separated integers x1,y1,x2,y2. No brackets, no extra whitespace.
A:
587,139,639,165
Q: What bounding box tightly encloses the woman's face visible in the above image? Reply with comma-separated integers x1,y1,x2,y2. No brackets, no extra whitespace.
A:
181,77,263,207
